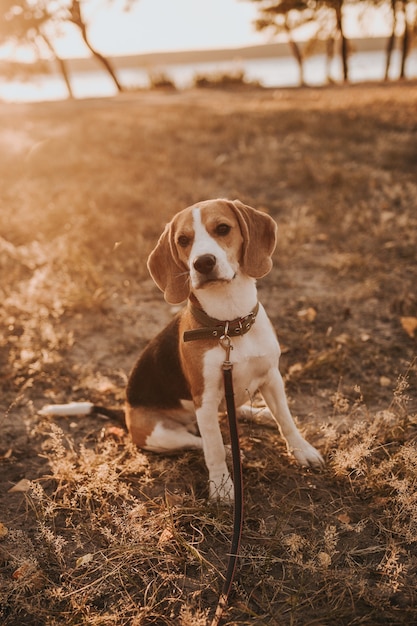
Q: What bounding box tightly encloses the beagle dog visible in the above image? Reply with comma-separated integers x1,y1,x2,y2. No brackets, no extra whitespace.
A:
41,199,323,502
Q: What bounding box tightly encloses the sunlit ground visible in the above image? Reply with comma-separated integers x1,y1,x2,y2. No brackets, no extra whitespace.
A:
1,83,417,624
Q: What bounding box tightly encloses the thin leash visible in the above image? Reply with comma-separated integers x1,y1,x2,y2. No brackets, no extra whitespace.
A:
184,305,258,625
210,327,244,626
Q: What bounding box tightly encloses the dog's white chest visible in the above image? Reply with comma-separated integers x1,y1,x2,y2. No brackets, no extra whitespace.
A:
202,309,280,407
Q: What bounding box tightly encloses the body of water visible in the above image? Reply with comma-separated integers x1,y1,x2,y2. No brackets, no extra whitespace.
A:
1,48,416,103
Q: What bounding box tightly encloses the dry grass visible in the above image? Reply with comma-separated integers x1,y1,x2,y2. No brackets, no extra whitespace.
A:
1,82,417,625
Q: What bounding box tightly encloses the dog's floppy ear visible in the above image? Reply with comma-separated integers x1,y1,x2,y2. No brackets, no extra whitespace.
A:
229,200,277,278
147,220,190,304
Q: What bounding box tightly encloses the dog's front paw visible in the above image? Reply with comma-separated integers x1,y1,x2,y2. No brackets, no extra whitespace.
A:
288,437,324,468
209,472,234,504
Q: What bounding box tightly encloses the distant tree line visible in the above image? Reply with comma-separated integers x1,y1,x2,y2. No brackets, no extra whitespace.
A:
0,0,416,97
246,0,417,85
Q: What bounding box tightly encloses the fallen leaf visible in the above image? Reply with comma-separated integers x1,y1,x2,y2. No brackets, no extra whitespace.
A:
105,426,125,439
12,562,44,589
165,492,184,508
0,522,8,539
246,459,267,470
317,551,332,568
8,478,31,493
76,553,94,568
372,496,390,508
1,448,12,460
288,362,303,377
158,527,174,546
297,307,317,322
12,562,32,579
379,376,391,388
337,512,351,525
335,333,350,345
400,316,417,338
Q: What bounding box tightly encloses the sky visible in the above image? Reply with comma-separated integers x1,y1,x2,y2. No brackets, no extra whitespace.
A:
52,0,393,59
3,0,393,62
55,0,267,58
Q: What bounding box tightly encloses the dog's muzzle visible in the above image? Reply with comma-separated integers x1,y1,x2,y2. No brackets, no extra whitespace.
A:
193,254,217,275
191,253,235,288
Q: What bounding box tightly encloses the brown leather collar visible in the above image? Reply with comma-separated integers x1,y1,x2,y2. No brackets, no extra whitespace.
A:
183,301,259,342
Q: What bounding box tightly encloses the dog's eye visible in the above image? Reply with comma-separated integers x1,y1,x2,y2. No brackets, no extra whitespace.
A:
215,223,231,236
177,235,190,247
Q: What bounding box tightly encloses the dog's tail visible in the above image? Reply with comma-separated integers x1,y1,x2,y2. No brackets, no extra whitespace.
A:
39,402,125,426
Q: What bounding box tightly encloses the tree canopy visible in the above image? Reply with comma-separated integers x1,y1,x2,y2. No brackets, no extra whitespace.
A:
0,0,124,95
244,0,416,83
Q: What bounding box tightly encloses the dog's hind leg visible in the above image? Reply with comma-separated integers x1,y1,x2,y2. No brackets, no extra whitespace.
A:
142,421,204,453
125,405,203,453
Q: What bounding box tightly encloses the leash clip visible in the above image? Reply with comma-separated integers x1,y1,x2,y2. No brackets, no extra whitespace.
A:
220,322,233,370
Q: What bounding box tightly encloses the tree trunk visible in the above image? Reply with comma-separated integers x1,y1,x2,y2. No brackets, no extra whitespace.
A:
69,0,123,93
41,33,74,99
55,55,75,99
399,0,410,79
285,22,305,86
334,0,349,82
384,0,397,81
81,33,124,92
325,38,335,83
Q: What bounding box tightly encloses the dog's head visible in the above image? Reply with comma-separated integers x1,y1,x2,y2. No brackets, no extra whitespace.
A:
147,199,277,304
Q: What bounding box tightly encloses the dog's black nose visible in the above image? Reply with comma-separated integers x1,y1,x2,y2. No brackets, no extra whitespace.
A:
193,254,216,275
